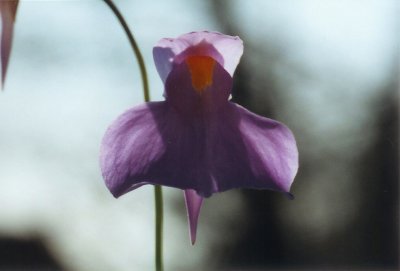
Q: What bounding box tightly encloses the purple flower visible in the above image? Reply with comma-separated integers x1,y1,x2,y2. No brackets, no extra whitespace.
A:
0,0,19,86
100,31,298,244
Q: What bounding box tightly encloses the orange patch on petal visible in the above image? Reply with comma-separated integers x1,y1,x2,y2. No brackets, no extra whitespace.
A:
185,56,215,92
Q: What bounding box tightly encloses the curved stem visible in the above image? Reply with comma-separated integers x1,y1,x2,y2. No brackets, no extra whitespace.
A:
103,1,163,271
103,0,150,102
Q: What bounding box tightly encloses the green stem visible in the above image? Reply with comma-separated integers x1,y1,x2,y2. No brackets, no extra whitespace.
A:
103,1,163,271
154,185,164,271
103,0,150,102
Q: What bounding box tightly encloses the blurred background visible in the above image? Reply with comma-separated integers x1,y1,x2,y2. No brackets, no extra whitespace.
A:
0,0,398,270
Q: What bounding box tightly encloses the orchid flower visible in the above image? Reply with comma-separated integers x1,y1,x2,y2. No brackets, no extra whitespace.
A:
0,0,19,87
100,31,298,244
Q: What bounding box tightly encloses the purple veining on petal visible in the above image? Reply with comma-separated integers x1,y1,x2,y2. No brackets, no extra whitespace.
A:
153,31,243,83
184,189,203,245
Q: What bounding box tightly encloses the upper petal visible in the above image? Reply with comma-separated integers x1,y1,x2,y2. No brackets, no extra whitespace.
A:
153,31,243,83
164,56,232,116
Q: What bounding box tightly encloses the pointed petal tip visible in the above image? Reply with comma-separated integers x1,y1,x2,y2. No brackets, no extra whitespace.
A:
110,189,121,199
0,1,18,89
184,190,203,245
105,180,145,199
0,0,19,90
104,183,122,198
286,192,295,200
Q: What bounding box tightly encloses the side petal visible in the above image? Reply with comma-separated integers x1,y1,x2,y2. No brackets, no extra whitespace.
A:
153,31,243,83
100,101,213,197
0,0,18,87
204,102,299,196
100,102,168,197
184,189,203,245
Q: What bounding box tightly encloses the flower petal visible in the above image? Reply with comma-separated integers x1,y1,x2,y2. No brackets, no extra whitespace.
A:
100,99,297,198
184,189,203,245
100,101,215,197
203,102,298,195
153,31,243,83
164,56,232,115
0,0,18,87
100,102,167,197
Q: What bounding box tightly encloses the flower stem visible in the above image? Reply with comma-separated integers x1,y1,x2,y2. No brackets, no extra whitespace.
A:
154,185,164,271
102,0,150,102
102,1,163,271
